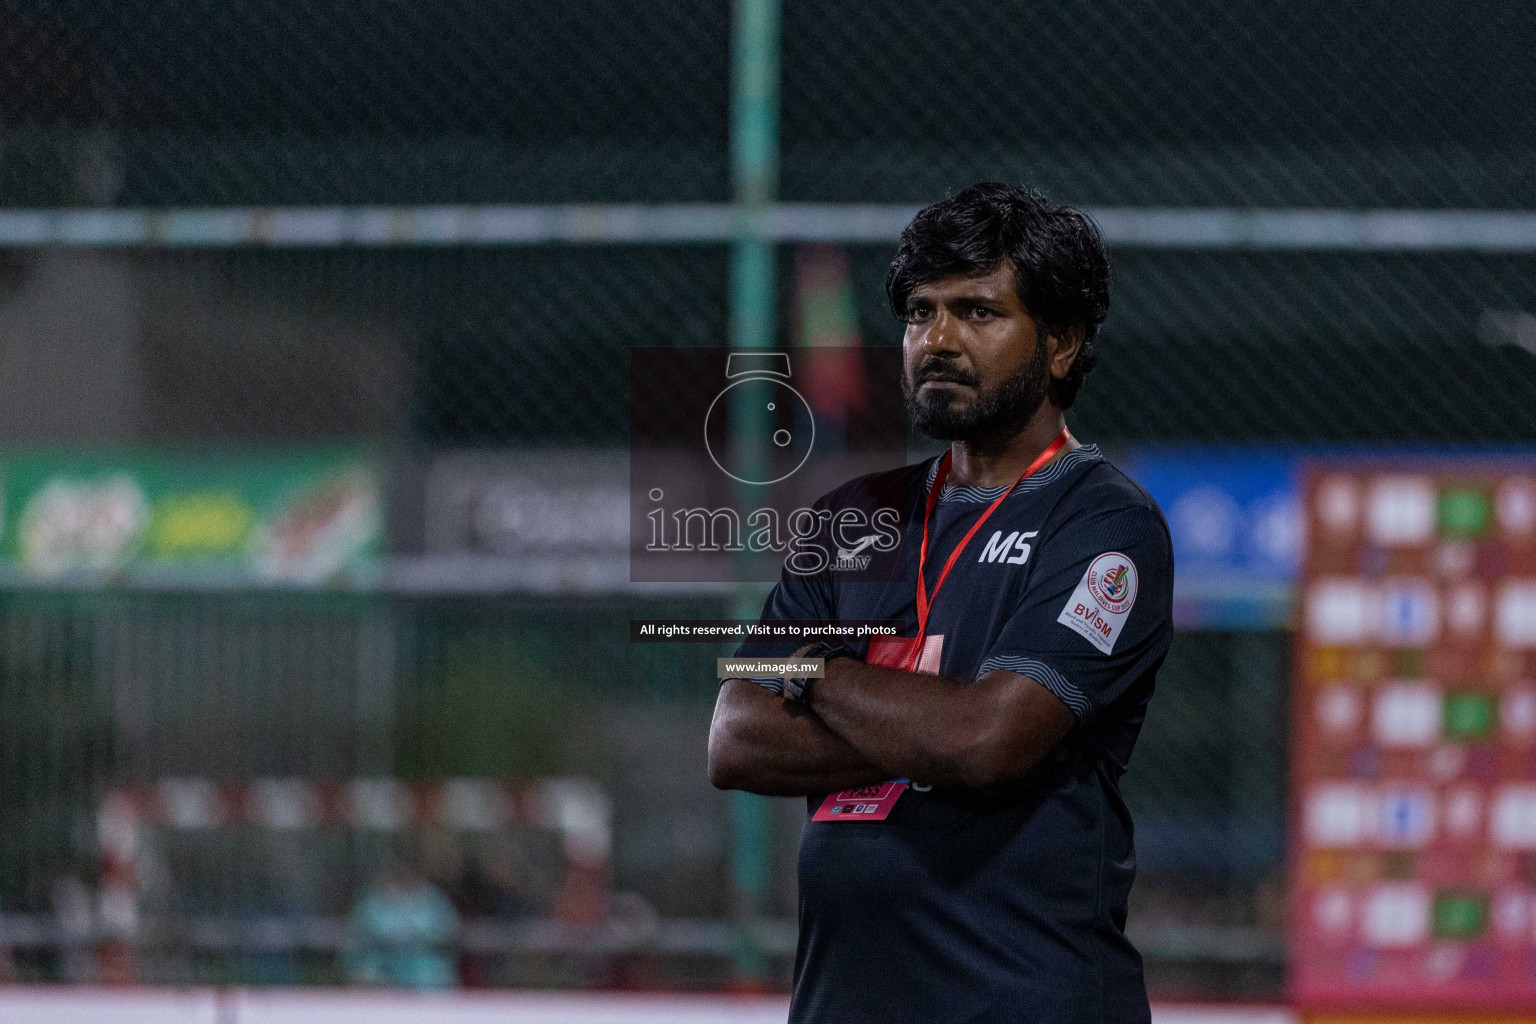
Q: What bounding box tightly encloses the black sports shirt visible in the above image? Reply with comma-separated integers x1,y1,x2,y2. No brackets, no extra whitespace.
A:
732,444,1174,1024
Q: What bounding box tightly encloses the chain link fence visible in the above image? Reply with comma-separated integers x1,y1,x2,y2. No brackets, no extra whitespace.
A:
0,0,1531,998
7,1,1531,208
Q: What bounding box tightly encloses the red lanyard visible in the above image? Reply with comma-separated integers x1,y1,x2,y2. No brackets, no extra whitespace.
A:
911,429,1072,668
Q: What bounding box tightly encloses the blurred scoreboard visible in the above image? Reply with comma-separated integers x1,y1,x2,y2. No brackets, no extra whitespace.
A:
1292,463,1536,1009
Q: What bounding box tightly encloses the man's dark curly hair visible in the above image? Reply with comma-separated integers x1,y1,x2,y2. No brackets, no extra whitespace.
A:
886,183,1110,411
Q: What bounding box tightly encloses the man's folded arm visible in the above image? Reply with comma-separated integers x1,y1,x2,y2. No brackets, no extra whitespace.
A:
806,660,1076,790
708,678,891,797
803,505,1174,788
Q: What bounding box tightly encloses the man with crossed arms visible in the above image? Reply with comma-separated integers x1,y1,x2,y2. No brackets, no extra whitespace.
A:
710,183,1175,1024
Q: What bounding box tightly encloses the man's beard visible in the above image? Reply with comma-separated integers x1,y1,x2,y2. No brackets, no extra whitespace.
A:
903,343,1051,444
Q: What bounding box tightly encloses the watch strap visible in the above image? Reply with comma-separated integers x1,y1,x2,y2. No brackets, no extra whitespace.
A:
786,642,857,702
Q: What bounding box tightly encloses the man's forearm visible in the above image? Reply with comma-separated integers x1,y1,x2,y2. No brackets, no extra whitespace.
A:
709,679,890,796
806,658,1073,789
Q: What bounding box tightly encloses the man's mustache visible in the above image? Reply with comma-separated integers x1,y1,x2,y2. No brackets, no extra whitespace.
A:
911,362,978,387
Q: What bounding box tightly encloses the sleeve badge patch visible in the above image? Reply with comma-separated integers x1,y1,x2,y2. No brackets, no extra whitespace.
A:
1057,552,1139,654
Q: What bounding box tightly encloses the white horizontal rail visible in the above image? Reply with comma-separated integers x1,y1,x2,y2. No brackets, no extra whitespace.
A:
0,989,1296,1024
0,913,1274,962
0,203,1533,250
0,913,797,957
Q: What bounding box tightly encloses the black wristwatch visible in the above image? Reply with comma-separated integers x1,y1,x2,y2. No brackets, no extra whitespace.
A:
785,642,858,704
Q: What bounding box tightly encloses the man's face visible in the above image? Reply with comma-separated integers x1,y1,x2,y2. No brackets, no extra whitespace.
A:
900,262,1052,443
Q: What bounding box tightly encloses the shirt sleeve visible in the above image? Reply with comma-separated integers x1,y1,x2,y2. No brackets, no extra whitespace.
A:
722,547,836,695
977,502,1173,725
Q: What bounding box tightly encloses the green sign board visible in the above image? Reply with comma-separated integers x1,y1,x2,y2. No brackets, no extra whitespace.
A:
0,448,381,586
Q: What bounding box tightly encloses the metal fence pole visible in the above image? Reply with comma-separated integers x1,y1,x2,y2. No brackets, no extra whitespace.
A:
727,0,781,986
